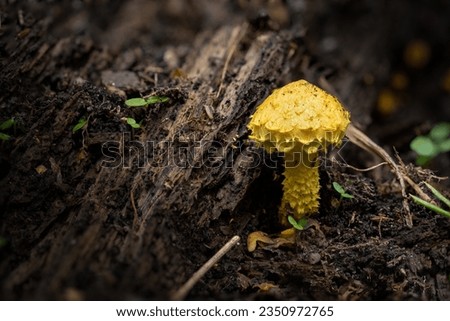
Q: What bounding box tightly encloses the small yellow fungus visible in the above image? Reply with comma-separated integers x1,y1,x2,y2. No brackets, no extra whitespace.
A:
248,80,350,225
35,164,47,175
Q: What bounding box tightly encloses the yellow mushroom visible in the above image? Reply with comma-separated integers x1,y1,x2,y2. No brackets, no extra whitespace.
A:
247,80,350,225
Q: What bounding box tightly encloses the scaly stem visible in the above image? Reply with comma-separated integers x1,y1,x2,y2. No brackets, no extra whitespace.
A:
279,152,320,226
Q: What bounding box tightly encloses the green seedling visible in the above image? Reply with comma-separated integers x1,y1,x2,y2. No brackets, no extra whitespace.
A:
126,117,141,129
332,181,354,199
0,118,16,140
0,118,15,131
125,95,169,108
410,122,450,166
410,182,450,219
72,118,88,133
287,216,308,231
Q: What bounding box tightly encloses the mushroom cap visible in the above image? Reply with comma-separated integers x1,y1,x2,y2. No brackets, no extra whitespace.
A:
248,80,350,154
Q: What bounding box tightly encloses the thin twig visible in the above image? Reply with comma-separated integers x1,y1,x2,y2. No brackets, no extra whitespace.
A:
343,161,388,172
171,235,240,300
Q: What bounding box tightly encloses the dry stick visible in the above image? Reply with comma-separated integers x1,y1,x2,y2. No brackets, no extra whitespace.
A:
403,175,434,202
394,153,435,203
342,161,388,172
171,235,241,301
345,124,413,227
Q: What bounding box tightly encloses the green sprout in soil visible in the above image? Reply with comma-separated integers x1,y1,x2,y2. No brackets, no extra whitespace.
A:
125,95,169,108
126,117,141,129
0,118,16,140
287,216,308,231
72,118,88,133
410,122,450,166
410,182,450,219
332,181,354,200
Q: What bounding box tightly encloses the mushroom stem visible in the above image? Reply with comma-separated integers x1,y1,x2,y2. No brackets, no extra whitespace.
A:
279,152,320,226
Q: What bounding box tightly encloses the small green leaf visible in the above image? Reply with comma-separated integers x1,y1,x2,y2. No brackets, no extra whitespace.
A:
429,122,450,141
332,181,353,199
72,118,88,133
0,237,6,248
297,218,308,228
125,98,148,107
437,139,450,153
145,96,169,104
332,182,345,195
0,132,11,140
288,216,307,230
288,215,298,227
0,118,15,131
341,193,354,199
415,155,431,166
410,136,439,157
126,117,141,129
125,96,169,107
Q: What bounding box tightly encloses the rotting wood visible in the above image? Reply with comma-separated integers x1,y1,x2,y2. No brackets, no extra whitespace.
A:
125,24,298,257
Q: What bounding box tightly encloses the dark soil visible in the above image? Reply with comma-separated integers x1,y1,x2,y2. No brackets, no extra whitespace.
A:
0,0,449,300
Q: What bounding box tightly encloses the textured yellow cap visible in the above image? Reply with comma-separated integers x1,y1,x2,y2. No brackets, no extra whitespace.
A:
248,80,350,154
